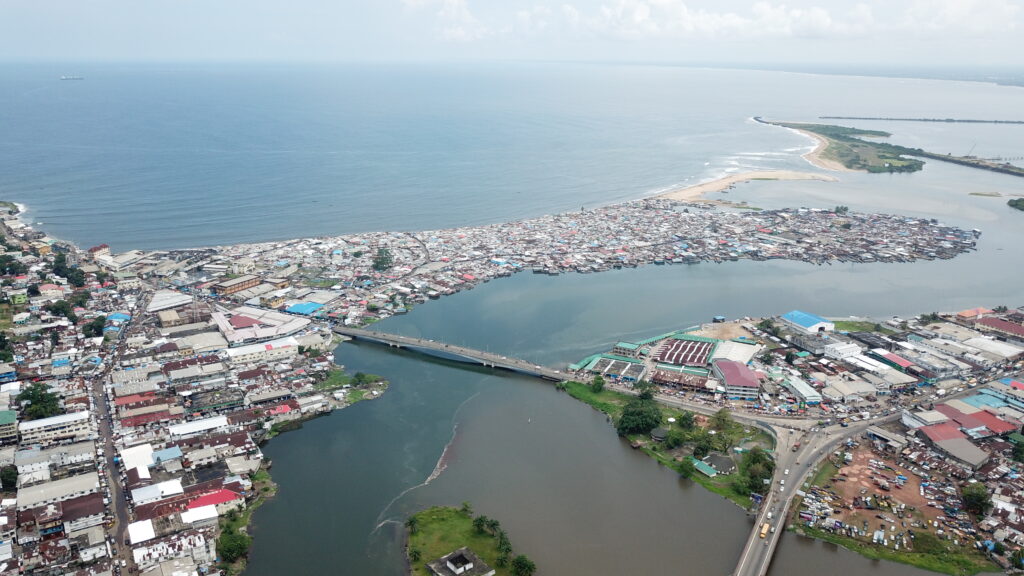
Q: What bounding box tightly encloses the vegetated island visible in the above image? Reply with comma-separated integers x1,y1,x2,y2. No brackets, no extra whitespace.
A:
1009,198,1024,212
756,117,1024,178
821,116,1024,125
405,504,536,576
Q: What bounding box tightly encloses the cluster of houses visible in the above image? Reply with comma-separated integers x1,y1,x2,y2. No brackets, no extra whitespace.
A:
80,200,980,329
0,207,362,575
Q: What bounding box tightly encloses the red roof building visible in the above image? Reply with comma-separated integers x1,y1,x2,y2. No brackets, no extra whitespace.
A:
920,422,966,443
975,317,1024,339
972,410,1019,436
187,489,242,510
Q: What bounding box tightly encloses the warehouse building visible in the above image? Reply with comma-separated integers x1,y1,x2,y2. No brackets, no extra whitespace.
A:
781,310,834,335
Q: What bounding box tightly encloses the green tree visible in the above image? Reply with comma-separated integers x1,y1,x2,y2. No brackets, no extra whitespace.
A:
485,518,500,535
83,316,106,338
692,436,714,459
0,466,17,492
616,397,662,436
496,554,509,567
44,300,77,323
664,429,685,449
591,375,605,393
710,408,732,431
217,528,251,563
27,284,40,297
473,515,488,534
405,515,419,534
1013,442,1024,463
1011,547,1024,568
834,205,850,214
677,411,695,430
961,482,992,516
17,382,62,420
678,457,696,479
784,351,797,364
409,548,422,563
372,248,393,271
460,501,473,516
634,380,656,400
511,555,536,576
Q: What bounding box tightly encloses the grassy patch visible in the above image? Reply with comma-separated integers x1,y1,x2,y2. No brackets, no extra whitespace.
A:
407,507,520,576
808,460,840,487
0,304,13,332
562,380,629,418
798,525,997,576
833,320,894,334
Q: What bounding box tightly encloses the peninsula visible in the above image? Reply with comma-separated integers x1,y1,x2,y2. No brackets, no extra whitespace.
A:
758,117,1024,178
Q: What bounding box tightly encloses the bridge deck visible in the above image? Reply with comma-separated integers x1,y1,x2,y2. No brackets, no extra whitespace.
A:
332,326,565,381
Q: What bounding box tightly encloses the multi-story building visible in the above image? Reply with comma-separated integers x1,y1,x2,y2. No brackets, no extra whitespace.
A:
18,411,92,446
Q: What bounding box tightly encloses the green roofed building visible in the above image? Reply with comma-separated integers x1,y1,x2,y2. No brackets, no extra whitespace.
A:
612,341,641,357
0,410,17,444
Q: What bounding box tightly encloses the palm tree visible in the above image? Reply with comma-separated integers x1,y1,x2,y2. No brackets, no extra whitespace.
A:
472,515,488,534
409,548,421,562
405,516,419,534
460,501,473,516
511,554,536,576
486,518,501,535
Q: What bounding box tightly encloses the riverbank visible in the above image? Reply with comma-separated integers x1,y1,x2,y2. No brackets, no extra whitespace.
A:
655,170,839,202
557,380,772,510
405,506,534,576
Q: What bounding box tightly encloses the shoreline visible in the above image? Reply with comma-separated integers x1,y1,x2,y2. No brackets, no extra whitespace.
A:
791,128,860,172
655,169,840,202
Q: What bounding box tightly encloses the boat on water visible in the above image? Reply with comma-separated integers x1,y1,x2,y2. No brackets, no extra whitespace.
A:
60,76,84,81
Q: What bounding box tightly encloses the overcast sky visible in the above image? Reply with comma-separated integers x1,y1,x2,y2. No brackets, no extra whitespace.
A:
2,0,1021,67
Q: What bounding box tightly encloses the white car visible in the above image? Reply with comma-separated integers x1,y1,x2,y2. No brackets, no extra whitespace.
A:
784,469,790,475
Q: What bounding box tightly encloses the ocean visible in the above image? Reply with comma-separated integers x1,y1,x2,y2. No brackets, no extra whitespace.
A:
1,62,1021,251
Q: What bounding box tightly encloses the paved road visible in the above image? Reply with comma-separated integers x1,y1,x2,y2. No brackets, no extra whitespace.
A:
92,291,150,572
332,326,567,381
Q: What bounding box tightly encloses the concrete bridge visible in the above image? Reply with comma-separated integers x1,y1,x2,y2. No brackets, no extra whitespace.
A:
332,326,567,381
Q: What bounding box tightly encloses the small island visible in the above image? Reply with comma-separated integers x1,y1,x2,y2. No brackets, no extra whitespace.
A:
406,505,536,576
1009,197,1024,211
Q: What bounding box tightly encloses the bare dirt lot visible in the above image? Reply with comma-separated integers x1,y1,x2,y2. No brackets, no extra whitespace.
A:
826,446,944,529
691,321,754,341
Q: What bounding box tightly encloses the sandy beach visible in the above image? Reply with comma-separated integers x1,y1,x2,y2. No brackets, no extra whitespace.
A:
793,128,858,172
656,170,838,202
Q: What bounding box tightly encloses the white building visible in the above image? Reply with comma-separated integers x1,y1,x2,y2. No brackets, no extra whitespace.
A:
16,472,100,511
18,411,92,445
780,310,834,335
824,341,861,360
224,336,300,366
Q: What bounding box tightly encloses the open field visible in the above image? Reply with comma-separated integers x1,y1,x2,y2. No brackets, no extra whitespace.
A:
407,506,515,576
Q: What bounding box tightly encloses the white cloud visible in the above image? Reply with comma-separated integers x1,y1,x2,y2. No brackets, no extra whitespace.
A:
403,0,490,42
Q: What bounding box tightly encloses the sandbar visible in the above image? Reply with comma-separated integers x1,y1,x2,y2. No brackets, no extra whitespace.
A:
792,128,859,172
656,170,838,202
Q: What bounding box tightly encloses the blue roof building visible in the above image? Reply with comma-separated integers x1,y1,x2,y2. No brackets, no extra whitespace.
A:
286,302,324,316
780,310,834,335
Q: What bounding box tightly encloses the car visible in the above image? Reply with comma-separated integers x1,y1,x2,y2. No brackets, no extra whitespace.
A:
784,469,790,475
